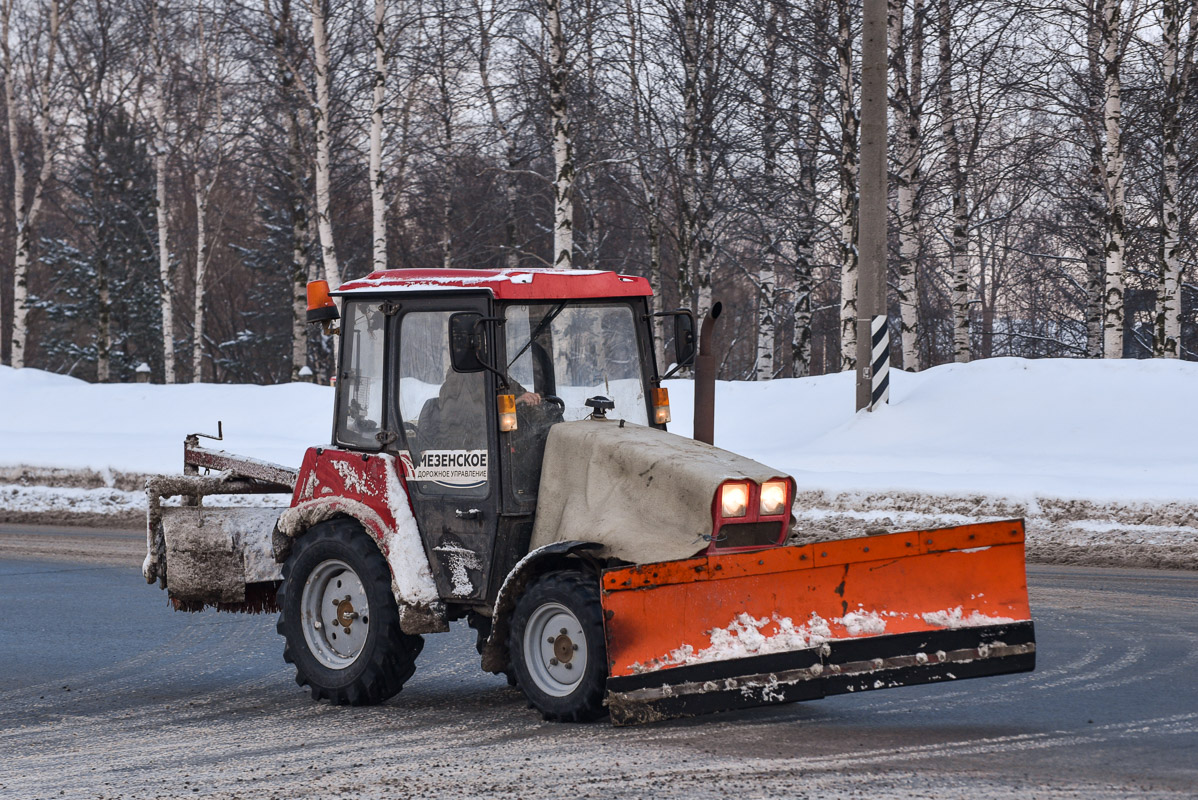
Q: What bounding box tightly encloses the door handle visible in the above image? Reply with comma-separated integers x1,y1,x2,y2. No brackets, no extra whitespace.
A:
454,508,482,520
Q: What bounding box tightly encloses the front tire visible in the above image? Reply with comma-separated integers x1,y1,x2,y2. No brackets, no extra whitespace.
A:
276,518,423,705
509,571,607,722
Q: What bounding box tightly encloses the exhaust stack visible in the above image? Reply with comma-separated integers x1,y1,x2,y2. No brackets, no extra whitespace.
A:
693,302,722,445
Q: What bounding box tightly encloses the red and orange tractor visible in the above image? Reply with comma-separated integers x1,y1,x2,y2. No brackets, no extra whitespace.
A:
144,268,1034,725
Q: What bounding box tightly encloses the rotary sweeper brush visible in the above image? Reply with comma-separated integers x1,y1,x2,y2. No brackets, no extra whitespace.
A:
142,268,1035,725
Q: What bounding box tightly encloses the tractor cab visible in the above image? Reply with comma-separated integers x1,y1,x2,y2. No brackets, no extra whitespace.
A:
318,269,691,608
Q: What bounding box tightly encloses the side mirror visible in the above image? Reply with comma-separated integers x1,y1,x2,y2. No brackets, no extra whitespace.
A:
673,311,697,368
449,312,487,373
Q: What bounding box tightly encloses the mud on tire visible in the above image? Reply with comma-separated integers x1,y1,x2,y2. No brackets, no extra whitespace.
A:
508,570,607,722
276,517,423,705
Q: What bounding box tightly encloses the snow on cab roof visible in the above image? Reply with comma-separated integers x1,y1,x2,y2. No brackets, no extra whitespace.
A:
334,268,652,300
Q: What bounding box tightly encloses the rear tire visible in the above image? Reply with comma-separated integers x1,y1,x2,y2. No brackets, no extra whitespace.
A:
276,518,423,705
509,571,607,722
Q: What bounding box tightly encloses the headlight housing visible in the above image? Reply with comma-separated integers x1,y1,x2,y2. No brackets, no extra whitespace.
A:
759,480,788,516
720,482,750,518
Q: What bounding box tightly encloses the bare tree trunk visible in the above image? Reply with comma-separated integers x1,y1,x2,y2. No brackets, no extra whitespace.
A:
938,0,969,362
266,0,311,379
291,189,310,377
97,255,111,382
150,0,175,383
695,1,716,317
188,7,224,383
547,0,573,268
620,0,665,365
388,76,417,251
2,0,28,368
1101,0,1124,359
3,0,62,370
192,172,209,381
311,0,341,288
646,205,666,365
435,11,454,270
473,0,520,268
837,0,858,371
756,0,780,381
1085,0,1104,358
892,0,923,371
370,0,387,272
678,0,700,308
1156,0,1195,357
790,0,828,379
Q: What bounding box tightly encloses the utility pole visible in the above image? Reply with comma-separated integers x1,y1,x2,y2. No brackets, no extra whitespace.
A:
856,0,890,411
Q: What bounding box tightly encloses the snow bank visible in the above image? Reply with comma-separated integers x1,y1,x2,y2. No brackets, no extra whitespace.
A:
2,356,1198,508
0,365,331,475
666,357,1198,505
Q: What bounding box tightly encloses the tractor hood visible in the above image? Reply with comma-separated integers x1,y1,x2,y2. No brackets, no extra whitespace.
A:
529,420,792,564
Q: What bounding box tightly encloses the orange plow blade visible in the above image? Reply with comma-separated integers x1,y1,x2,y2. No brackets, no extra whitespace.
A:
601,520,1035,725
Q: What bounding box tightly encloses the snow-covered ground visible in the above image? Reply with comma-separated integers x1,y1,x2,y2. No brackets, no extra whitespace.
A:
1,358,1195,567
0,365,331,475
674,356,1198,504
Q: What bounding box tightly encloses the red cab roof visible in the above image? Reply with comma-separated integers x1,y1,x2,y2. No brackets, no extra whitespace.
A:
334,268,652,300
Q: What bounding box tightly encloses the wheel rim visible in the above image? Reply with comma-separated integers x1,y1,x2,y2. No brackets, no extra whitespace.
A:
300,558,370,669
522,601,587,697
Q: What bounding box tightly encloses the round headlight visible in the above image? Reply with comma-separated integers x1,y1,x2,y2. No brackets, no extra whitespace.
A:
759,480,788,516
720,482,749,518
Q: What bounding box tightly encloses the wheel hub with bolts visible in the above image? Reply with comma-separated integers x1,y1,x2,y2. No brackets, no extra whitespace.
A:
523,602,587,696
300,559,370,669
552,630,578,668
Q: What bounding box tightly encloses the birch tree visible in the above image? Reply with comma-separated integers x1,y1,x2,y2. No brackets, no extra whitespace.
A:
310,0,342,289
1155,0,1197,357
1085,0,1105,358
620,0,665,364
546,0,573,268
428,4,458,269
938,0,969,362
754,0,780,380
787,0,830,379
185,3,226,382
1100,0,1124,359
148,0,176,382
836,0,858,370
471,0,520,269
2,0,66,369
891,0,924,370
264,0,314,379
369,0,387,272
673,0,720,318
695,0,719,318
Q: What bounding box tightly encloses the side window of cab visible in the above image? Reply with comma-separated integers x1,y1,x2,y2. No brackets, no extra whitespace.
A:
396,310,490,497
335,302,387,449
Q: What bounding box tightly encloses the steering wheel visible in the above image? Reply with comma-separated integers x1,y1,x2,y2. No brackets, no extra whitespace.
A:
543,395,565,410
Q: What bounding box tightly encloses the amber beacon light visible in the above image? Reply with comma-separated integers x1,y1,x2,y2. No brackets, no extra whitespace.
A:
306,280,340,324
652,387,671,424
497,394,518,432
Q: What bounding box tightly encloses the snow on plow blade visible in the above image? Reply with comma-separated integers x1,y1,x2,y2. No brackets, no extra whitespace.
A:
601,520,1035,725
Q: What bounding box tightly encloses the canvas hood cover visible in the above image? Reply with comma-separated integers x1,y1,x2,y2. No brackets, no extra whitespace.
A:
530,420,792,564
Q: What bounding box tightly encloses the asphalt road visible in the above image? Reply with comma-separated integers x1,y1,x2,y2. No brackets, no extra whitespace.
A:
0,526,1195,799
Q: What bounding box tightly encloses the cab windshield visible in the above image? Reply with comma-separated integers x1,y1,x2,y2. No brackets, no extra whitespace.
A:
503,301,650,426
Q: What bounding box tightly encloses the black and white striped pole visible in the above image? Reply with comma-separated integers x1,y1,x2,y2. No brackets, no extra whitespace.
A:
856,0,890,413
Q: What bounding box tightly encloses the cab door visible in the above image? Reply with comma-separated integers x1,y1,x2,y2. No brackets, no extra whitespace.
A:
390,295,499,603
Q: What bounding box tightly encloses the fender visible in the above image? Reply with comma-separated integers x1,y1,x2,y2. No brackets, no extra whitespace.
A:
276,448,449,634
479,540,603,673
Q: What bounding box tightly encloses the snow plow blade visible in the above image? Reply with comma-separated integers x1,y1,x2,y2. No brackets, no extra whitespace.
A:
601,520,1035,725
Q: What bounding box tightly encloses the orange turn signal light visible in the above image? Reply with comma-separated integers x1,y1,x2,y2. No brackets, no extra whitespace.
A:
498,394,518,432
652,387,671,424
306,280,340,324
